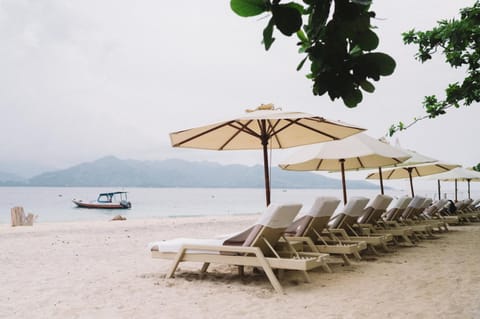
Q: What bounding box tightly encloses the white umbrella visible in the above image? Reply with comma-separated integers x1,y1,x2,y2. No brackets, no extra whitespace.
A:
375,141,438,193
169,104,365,205
366,161,460,197
427,167,480,200
278,133,411,204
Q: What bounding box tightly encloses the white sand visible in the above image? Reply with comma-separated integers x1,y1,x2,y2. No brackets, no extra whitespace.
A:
1,215,480,319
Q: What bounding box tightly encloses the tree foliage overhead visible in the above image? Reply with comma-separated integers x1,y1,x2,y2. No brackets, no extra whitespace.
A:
473,163,480,172
230,0,396,108
389,1,480,136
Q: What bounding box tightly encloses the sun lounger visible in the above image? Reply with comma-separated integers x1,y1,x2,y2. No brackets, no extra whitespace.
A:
395,196,437,238
420,199,449,231
456,199,479,221
356,194,393,225
328,197,393,255
357,195,417,246
383,196,412,222
283,196,367,266
149,203,329,294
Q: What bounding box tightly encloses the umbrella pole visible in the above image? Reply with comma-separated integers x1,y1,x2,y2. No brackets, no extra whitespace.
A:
437,180,441,200
378,167,384,195
261,134,271,206
468,179,471,199
455,179,458,202
408,168,414,197
340,159,347,205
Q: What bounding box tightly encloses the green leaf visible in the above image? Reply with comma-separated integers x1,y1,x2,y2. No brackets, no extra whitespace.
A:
296,29,308,43
271,4,303,36
351,0,372,5
376,53,397,76
355,29,379,51
342,87,363,107
359,80,375,93
297,56,308,71
262,18,275,50
230,0,268,17
356,52,396,78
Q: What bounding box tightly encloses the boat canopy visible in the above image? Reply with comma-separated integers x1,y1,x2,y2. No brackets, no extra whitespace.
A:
97,192,128,203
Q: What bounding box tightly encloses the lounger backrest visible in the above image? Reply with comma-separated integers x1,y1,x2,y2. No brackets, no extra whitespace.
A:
423,198,433,208
464,198,474,210
384,197,411,221
423,200,439,216
335,197,369,229
285,196,340,237
454,200,465,211
359,194,393,224
402,196,425,219
302,197,341,237
243,203,302,255
434,199,448,208
223,203,302,249
425,199,447,217
471,199,480,207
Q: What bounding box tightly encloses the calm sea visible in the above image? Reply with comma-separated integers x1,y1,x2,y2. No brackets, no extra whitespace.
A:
0,187,439,223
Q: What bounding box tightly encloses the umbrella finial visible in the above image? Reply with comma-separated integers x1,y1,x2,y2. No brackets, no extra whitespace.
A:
245,103,280,113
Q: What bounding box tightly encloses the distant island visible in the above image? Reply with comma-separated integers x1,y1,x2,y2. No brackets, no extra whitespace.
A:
0,156,381,189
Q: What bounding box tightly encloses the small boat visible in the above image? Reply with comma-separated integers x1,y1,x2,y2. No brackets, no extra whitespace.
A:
73,191,132,209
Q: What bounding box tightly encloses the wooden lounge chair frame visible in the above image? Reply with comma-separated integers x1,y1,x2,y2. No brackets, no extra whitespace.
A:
283,196,366,266
151,203,328,294
328,197,393,255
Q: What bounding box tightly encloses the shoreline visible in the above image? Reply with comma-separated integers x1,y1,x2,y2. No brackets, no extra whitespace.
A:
2,217,480,318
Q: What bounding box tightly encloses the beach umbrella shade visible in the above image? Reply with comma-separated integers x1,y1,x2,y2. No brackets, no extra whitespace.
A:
375,141,438,193
169,104,365,205
427,167,480,200
366,161,460,197
278,133,411,204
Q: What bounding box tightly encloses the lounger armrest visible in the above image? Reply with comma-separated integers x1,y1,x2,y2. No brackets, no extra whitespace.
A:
284,236,317,251
384,220,401,227
177,244,261,254
327,228,351,240
357,223,379,234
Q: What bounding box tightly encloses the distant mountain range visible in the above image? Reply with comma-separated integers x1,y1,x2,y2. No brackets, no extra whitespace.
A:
0,156,380,189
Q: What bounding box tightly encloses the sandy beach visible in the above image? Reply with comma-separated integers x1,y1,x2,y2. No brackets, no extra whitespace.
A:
1,215,480,319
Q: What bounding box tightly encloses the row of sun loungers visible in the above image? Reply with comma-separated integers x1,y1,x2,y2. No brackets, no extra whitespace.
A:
148,194,479,294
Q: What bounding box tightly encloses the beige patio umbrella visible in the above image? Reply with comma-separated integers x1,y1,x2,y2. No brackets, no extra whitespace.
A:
169,104,365,205
278,133,411,204
427,167,480,200
375,141,438,193
366,161,460,197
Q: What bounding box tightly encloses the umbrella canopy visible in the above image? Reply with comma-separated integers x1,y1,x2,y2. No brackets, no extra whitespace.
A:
427,167,480,200
169,104,365,205
374,141,438,193
391,148,437,166
278,133,411,204
366,161,460,197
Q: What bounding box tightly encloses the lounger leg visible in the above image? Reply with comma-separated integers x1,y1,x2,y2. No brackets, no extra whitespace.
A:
253,249,284,294
301,271,311,283
402,235,415,246
237,266,244,276
341,254,351,266
368,244,381,256
353,251,362,261
201,263,210,273
381,241,392,252
167,248,187,278
322,262,332,273
391,236,399,245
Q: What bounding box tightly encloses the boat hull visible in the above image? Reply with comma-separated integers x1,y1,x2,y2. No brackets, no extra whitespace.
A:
73,200,131,209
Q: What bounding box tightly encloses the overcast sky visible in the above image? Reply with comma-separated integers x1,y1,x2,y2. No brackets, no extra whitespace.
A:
1,0,478,194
